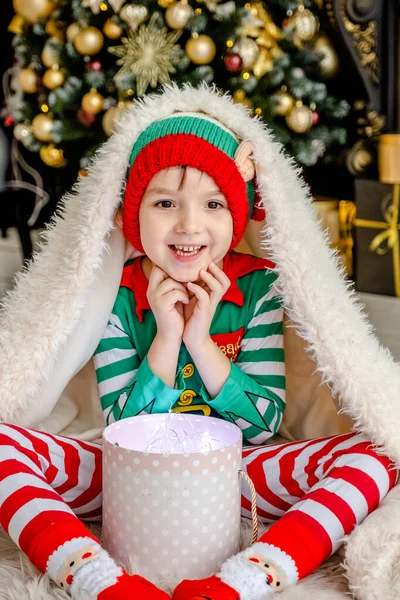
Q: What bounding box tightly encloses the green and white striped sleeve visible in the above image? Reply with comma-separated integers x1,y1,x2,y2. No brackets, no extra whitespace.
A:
93,291,183,425
206,271,285,445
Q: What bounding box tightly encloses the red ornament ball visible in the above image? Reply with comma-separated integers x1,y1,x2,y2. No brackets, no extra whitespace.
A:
87,60,102,72
5,116,14,127
77,108,96,127
224,53,242,73
311,111,320,125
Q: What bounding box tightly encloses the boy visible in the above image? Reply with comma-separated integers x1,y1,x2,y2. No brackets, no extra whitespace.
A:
96,164,285,441
0,108,395,600
94,113,396,600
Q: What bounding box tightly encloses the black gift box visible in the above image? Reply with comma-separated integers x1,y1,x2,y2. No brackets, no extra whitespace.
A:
354,178,399,297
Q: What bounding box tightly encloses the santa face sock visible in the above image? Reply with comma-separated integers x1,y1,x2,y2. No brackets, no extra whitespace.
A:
26,520,169,600
48,538,172,600
218,542,299,599
46,537,118,597
173,542,299,600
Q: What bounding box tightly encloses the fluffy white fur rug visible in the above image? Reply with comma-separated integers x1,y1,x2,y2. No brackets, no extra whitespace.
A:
0,521,348,600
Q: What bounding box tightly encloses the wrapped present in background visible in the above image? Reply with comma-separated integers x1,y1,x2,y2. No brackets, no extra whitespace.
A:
237,198,355,277
354,179,396,295
354,135,400,297
313,197,355,278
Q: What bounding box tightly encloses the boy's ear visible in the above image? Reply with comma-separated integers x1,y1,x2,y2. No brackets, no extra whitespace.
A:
115,209,123,230
115,208,145,261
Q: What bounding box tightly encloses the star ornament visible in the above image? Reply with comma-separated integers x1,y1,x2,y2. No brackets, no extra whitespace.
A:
108,14,182,96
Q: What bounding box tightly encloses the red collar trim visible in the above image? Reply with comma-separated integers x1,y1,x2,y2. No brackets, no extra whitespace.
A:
120,252,275,323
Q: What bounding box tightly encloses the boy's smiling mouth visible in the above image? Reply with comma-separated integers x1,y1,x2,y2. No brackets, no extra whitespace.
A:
169,244,207,260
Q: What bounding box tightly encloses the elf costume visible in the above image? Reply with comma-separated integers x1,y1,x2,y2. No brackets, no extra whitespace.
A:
1,85,400,599
95,251,285,443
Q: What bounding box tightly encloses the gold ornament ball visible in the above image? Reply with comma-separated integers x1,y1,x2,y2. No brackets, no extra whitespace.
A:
74,27,104,55
233,89,253,109
186,35,216,65
289,7,319,42
286,102,313,133
102,103,128,136
13,0,54,24
19,67,38,93
14,123,33,143
166,1,194,29
32,113,54,142
233,89,246,103
353,99,365,111
42,45,59,68
103,18,123,40
236,37,259,69
66,23,80,42
272,90,294,116
82,89,104,115
314,36,340,79
43,67,65,89
46,20,64,40
242,97,254,109
40,144,65,168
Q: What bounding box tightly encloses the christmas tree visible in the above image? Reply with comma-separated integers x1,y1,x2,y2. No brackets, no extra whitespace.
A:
5,0,350,173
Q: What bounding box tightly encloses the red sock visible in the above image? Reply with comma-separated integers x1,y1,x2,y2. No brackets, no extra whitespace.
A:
173,575,240,600
25,518,168,599
98,573,170,600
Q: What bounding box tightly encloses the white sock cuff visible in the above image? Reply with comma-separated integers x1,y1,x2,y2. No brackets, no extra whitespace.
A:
46,537,102,581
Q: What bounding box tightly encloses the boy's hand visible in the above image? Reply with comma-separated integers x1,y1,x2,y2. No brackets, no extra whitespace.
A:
147,265,189,342
183,261,231,350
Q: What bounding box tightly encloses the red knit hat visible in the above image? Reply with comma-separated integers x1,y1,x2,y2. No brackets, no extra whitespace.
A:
122,113,265,253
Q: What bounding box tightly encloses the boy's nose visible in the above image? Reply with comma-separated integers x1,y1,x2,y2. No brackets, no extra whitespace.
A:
174,211,203,234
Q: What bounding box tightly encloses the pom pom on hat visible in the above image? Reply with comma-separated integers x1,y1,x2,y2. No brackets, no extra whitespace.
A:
234,141,255,182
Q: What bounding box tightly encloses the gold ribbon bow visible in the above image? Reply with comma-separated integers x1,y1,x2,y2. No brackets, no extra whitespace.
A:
337,201,357,278
355,184,400,296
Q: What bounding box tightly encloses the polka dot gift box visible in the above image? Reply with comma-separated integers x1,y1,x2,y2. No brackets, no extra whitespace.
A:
102,414,244,587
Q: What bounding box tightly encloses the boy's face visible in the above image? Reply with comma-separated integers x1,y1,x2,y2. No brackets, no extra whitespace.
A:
138,167,234,283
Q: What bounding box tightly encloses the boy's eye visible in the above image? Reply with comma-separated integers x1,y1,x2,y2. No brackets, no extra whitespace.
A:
155,200,173,208
207,201,224,209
